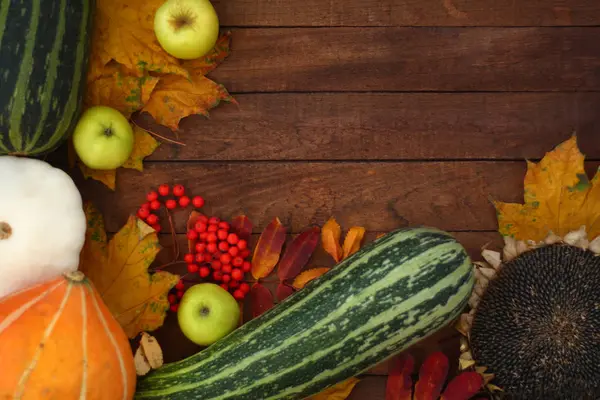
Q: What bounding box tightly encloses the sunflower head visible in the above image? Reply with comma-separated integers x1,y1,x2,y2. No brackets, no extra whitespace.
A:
456,135,600,400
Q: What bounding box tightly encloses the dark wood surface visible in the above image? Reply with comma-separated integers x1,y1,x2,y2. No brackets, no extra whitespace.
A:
76,1,600,398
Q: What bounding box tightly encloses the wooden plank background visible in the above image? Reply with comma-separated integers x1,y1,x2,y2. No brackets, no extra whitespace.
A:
75,1,600,398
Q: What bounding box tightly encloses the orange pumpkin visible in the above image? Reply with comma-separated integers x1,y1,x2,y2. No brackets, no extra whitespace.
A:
0,270,136,399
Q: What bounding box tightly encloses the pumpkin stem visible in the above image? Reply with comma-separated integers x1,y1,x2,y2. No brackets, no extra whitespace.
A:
0,222,11,240
64,270,86,283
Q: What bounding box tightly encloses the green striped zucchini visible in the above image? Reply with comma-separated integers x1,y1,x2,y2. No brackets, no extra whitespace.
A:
136,227,474,399
0,0,94,156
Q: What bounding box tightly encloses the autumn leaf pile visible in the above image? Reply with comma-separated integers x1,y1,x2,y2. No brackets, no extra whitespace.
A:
76,0,233,189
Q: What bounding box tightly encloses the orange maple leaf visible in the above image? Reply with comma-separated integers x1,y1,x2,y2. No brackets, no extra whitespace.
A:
79,0,233,189
78,202,179,338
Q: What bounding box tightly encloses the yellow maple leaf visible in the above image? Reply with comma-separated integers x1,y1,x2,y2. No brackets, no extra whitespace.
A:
142,74,233,131
308,378,360,400
85,62,160,117
495,135,600,241
88,0,189,81
78,125,159,190
78,202,179,338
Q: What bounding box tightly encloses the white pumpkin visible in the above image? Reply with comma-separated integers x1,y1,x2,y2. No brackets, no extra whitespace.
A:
0,156,86,298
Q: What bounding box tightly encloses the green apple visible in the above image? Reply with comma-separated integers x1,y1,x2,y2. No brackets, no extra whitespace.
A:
177,283,240,346
154,0,220,60
72,106,134,170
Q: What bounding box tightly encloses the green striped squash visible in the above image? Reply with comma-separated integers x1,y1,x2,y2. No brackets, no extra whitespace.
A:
0,0,94,156
135,227,475,400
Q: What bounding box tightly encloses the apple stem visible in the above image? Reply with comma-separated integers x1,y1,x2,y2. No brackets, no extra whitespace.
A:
0,221,11,240
131,119,186,146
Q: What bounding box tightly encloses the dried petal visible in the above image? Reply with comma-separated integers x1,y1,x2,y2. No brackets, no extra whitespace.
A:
544,231,562,245
502,236,518,261
342,226,366,259
564,226,588,246
481,249,501,269
140,332,163,369
250,283,274,318
276,283,295,302
231,215,253,241
468,291,480,309
277,226,320,281
134,346,151,376
414,351,449,400
386,353,415,400
292,267,331,290
516,240,530,255
251,217,287,279
589,236,600,254
455,313,473,336
440,371,483,400
478,266,496,280
322,217,343,262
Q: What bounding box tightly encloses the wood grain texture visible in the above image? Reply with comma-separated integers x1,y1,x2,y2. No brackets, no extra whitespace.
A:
150,93,600,161
209,27,600,92
212,0,600,27
77,161,571,234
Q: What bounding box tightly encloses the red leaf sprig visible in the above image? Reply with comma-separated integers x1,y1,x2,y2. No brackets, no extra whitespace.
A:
277,226,321,281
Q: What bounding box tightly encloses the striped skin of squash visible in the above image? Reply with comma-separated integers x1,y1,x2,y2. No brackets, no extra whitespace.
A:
135,227,475,400
0,0,94,157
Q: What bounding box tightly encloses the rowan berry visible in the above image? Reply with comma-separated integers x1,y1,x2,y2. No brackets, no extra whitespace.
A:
220,283,229,291
211,260,222,270
228,246,239,257
232,257,244,267
187,230,198,240
222,274,231,283
207,232,218,243
240,249,251,259
237,239,247,250
175,280,185,290
207,224,218,232
146,214,159,225
213,271,223,281
137,207,150,219
220,253,232,265
195,243,206,253
179,195,191,207
242,261,252,272
240,283,250,293
217,229,229,241
168,294,177,304
229,280,240,289
158,184,169,196
233,290,245,300
152,224,162,233
218,241,230,252
198,215,209,224
184,253,194,263
147,191,158,202
227,233,239,245
165,199,177,209
209,216,220,224
192,196,205,208
222,264,232,274
218,221,230,230
195,222,207,233
204,253,213,262
206,243,218,253
187,263,199,273
199,232,208,241
173,184,185,197
170,304,179,312
199,267,210,278
177,290,184,298
231,268,244,281
150,200,161,210
195,253,205,263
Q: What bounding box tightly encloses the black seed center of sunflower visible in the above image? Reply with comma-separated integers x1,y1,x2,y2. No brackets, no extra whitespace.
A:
469,244,600,399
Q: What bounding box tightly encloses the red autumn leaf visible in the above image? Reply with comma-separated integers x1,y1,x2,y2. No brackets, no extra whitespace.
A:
440,372,484,400
386,353,415,400
231,215,253,241
250,283,274,318
277,226,320,281
186,211,205,252
414,352,449,400
251,217,287,279
276,283,295,302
